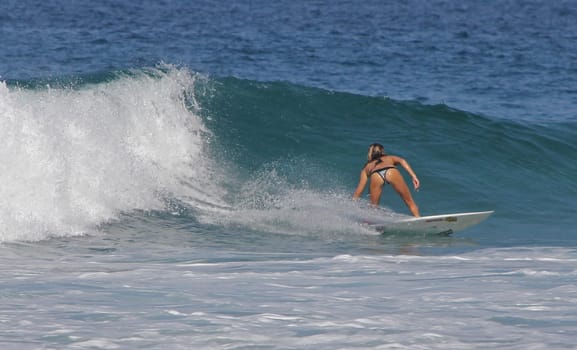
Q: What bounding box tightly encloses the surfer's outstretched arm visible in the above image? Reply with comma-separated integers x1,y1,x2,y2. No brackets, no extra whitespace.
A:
353,169,368,200
393,156,420,191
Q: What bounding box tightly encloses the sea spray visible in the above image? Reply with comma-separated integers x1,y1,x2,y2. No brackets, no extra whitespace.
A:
0,67,225,242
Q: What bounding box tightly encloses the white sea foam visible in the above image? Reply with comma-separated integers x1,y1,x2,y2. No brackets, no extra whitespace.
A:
0,67,226,242
205,162,404,237
1,245,576,349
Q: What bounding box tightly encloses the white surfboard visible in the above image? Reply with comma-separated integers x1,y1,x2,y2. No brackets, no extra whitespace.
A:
367,211,494,235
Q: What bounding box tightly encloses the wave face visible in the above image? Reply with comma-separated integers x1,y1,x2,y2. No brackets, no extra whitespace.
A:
2,66,577,243
197,74,577,239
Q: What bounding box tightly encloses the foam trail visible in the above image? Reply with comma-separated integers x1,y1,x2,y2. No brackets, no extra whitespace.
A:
210,164,401,237
0,67,225,242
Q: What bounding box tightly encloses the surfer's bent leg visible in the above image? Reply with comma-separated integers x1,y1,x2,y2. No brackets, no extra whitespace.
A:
387,169,420,217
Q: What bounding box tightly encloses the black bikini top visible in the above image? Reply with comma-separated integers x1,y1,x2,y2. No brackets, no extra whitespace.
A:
366,157,395,176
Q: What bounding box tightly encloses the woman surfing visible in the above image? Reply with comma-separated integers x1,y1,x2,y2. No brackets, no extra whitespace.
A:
353,143,421,217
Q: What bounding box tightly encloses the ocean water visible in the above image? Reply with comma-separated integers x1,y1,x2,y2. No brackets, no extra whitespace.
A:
1,0,577,349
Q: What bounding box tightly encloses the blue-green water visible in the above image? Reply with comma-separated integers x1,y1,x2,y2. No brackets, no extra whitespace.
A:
1,1,577,349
